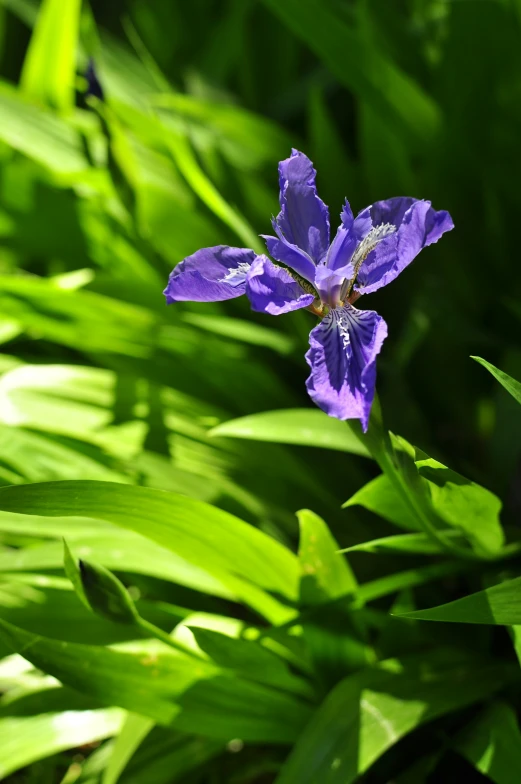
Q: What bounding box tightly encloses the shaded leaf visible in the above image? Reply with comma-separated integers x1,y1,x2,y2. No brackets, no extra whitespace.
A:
454,701,521,784
472,356,521,407
394,575,521,625
275,650,514,784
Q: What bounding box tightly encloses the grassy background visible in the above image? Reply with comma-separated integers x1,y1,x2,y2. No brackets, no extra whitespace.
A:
0,1,521,781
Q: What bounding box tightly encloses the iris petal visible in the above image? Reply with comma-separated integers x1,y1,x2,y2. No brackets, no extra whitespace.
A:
273,149,330,266
164,246,256,303
246,255,315,316
262,231,317,284
305,303,388,431
355,198,454,295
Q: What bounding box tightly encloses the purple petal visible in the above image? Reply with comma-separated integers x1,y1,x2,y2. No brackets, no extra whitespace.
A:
164,246,256,303
355,198,454,295
246,255,315,316
274,149,330,265
305,304,388,431
262,231,317,284
314,263,353,308
326,200,357,273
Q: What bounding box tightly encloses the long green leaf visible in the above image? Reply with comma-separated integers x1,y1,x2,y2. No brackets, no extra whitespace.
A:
261,0,440,145
298,509,356,606
211,409,371,457
0,618,312,742
454,702,521,784
20,0,81,112
339,530,468,556
394,575,521,625
472,356,521,406
275,650,514,783
0,481,299,617
0,707,124,779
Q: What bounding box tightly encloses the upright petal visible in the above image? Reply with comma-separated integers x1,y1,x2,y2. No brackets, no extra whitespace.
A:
164,246,256,303
326,200,357,272
305,304,388,431
355,198,454,295
246,255,315,316
274,149,330,264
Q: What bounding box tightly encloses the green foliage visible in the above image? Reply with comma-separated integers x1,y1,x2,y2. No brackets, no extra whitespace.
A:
0,0,520,782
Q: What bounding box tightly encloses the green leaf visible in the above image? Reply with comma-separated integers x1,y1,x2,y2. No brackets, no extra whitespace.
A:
63,539,90,610
472,356,521,406
0,481,300,620
339,530,468,556
102,713,155,784
344,474,421,531
416,456,504,554
348,417,504,555
297,509,357,606
181,313,295,355
79,559,139,625
0,577,185,645
275,650,514,784
358,561,470,605
0,80,88,174
162,124,262,251
1,532,233,600
0,618,312,742
210,409,371,457
261,0,440,146
394,575,521,625
20,0,81,112
454,702,521,784
0,707,124,779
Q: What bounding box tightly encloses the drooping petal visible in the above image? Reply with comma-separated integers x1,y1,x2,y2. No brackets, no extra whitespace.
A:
355,198,454,295
274,149,330,265
164,246,256,303
305,304,388,431
246,255,315,316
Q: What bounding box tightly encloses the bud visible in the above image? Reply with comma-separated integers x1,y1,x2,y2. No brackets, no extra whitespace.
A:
79,559,139,625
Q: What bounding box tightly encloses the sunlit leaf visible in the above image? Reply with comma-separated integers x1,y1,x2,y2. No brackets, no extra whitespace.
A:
20,0,81,112
0,706,124,779
297,509,356,606
211,409,371,457
0,618,312,742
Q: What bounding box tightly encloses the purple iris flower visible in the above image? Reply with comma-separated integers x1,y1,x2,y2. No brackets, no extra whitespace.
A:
164,150,453,431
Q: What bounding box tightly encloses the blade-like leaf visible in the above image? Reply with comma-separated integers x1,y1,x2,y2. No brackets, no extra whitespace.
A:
394,576,521,625
0,618,312,742
275,650,514,784
211,409,370,457
20,0,81,112
0,707,124,779
472,356,521,406
339,530,467,556
261,0,440,145
297,509,356,606
454,702,521,784
0,481,300,619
